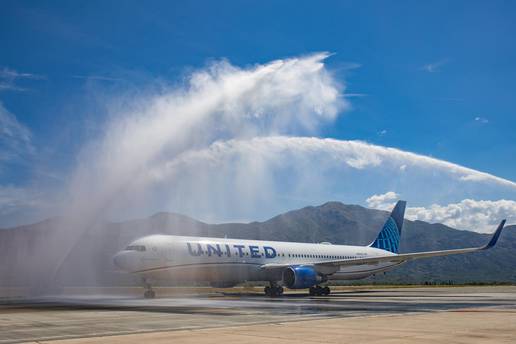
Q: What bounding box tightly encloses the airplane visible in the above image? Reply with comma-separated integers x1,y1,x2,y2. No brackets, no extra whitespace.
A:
113,201,506,298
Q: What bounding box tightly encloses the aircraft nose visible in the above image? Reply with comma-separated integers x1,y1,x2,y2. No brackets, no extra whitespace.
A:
113,251,130,271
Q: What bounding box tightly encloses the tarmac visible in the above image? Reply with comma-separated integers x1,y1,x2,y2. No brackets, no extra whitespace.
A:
1,286,515,343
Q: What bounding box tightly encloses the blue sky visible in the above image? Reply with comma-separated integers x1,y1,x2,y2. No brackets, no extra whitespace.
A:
1,1,516,230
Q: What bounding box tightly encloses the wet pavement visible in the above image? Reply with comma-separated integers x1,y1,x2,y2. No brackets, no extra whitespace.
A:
1,286,515,343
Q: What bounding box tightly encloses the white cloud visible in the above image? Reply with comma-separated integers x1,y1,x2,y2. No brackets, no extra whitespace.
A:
366,191,400,210
422,59,448,73
344,93,368,98
405,199,516,233
72,75,122,82
474,116,489,124
0,185,42,218
364,191,515,233
0,67,44,92
0,102,33,163
0,104,37,223
340,62,362,70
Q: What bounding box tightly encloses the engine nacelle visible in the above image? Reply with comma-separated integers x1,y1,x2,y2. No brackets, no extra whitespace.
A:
282,265,324,289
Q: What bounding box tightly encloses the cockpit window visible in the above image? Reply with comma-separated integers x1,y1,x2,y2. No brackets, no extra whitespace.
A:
126,245,146,252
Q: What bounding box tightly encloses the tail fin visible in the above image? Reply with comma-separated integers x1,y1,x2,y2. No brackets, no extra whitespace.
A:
369,200,406,253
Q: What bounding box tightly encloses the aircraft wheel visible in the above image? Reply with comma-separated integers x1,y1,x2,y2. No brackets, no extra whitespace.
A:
144,290,155,299
316,286,324,296
310,286,329,296
266,284,284,297
277,286,284,295
264,286,271,296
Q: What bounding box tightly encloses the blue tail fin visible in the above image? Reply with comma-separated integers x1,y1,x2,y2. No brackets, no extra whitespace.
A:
369,200,406,253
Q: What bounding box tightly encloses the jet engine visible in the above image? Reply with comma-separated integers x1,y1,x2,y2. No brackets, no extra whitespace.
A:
282,265,325,289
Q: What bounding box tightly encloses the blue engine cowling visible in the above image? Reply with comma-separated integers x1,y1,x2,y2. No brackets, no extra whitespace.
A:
282,265,324,289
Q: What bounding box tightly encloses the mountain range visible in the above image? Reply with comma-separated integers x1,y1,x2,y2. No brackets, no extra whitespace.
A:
1,202,515,287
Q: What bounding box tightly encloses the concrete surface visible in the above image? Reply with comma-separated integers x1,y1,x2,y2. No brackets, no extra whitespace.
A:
1,286,515,343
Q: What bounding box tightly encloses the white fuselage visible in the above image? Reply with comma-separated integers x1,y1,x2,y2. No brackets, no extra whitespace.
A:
113,235,401,286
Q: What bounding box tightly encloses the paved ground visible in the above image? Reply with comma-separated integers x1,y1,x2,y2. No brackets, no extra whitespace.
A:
1,286,515,343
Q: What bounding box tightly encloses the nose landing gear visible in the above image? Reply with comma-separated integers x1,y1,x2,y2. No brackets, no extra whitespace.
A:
309,285,330,296
264,282,284,297
144,289,156,299
142,278,156,299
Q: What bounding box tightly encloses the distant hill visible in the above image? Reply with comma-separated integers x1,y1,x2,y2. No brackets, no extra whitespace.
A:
1,202,515,286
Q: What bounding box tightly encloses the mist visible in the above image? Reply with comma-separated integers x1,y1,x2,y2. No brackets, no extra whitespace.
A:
2,52,346,294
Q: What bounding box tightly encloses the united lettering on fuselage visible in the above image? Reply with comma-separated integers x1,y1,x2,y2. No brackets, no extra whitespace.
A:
186,242,277,258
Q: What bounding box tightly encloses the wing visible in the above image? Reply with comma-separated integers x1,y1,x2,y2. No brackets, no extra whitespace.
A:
261,220,506,271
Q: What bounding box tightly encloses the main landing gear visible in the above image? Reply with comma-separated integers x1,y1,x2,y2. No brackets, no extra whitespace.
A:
309,285,330,296
144,289,156,299
142,278,156,299
264,282,284,297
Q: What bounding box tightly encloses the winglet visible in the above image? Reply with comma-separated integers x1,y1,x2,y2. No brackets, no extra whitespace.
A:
481,220,506,250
